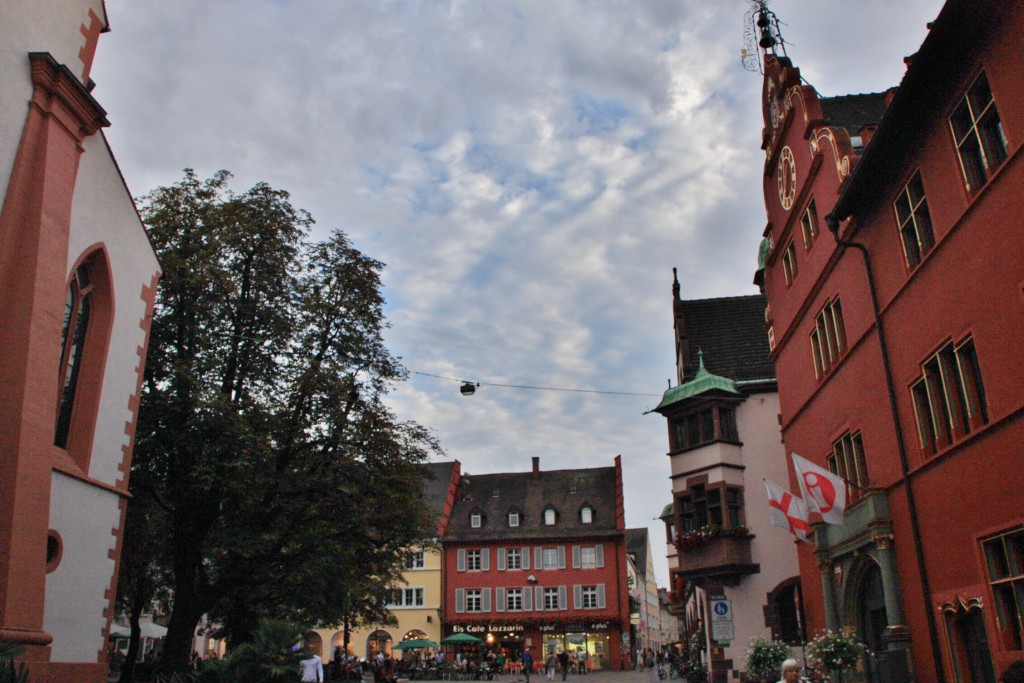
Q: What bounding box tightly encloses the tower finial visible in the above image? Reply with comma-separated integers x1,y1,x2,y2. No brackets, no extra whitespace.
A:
742,0,787,73
672,267,680,300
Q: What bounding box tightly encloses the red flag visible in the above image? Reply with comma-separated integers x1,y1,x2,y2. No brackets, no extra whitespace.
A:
791,452,847,525
764,479,811,543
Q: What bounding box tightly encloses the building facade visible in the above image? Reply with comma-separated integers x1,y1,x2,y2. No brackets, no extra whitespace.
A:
625,528,662,656
655,273,803,682
442,457,631,670
0,2,161,681
755,1,1023,680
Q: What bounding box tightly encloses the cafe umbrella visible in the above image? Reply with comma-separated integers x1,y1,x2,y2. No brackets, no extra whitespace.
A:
395,638,440,650
441,633,483,644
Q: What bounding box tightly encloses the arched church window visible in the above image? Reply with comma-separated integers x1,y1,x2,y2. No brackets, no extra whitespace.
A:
55,260,94,448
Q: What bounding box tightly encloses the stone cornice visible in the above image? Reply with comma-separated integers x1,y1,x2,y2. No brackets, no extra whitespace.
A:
29,52,109,140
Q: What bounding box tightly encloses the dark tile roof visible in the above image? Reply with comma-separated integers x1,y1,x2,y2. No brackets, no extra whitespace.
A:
625,528,649,578
679,295,774,385
421,461,458,522
444,464,619,542
819,93,889,136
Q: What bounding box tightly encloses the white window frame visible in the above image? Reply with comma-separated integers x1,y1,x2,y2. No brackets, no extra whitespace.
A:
543,587,559,610
582,586,599,609
509,511,520,527
471,513,482,528
544,508,556,525
467,549,482,571
580,547,597,569
506,588,523,612
406,550,425,570
581,507,593,524
542,548,558,569
389,587,424,608
507,548,522,570
465,589,483,612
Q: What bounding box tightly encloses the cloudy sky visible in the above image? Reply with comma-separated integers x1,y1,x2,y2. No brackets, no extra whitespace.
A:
94,0,945,584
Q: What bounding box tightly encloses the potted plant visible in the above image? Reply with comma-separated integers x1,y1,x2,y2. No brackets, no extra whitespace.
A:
743,636,791,682
805,629,865,683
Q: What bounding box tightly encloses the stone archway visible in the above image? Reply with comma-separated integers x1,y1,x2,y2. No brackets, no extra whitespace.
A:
305,631,325,658
367,630,393,659
842,558,886,682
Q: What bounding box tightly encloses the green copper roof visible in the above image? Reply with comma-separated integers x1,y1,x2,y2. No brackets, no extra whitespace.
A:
659,503,675,520
756,236,774,271
654,350,741,411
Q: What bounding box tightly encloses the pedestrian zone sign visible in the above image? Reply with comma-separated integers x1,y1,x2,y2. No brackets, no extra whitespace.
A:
709,598,734,641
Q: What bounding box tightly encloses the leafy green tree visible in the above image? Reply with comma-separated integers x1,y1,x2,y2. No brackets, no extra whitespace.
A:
128,170,440,668
196,619,308,683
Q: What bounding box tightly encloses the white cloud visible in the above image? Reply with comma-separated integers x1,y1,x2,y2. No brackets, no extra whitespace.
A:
96,0,947,586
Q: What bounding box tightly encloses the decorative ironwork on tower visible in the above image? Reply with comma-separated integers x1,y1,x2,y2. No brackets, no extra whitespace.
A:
741,0,787,73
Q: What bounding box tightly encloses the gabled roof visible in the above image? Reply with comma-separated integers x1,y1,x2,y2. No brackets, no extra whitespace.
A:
444,463,620,542
625,528,650,577
421,461,459,521
819,93,888,136
677,295,774,385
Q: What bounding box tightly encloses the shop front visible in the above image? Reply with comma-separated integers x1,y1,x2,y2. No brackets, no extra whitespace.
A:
446,620,623,671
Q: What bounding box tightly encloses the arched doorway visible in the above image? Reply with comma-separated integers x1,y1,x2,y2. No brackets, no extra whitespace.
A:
330,631,348,656
765,576,805,645
367,630,393,659
403,630,428,642
305,631,324,658
845,560,886,682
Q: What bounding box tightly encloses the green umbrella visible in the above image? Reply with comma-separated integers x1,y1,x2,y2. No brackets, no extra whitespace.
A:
441,633,482,644
396,638,440,650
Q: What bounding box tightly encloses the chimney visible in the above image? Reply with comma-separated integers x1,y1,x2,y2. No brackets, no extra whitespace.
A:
532,457,540,477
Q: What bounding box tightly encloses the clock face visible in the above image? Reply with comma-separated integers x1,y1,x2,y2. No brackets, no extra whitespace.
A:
778,146,796,210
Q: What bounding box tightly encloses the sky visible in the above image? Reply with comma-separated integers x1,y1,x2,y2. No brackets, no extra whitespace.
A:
94,0,946,585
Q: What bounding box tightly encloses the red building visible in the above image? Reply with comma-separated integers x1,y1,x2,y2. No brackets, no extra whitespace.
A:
442,456,631,670
754,1,1023,680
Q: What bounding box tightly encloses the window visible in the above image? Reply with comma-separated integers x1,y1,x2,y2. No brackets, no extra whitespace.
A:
389,587,424,607
911,337,988,455
471,513,482,528
982,528,1024,650
465,589,483,613
580,506,593,524
543,588,559,610
406,551,425,570
582,586,599,609
671,405,738,451
467,550,482,571
55,261,95,448
580,547,597,569
508,511,520,527
544,508,556,526
542,548,558,569
894,171,935,269
950,71,1008,193
506,588,523,612
782,241,798,286
801,199,819,250
810,298,847,379
678,485,744,532
507,549,522,570
827,431,869,503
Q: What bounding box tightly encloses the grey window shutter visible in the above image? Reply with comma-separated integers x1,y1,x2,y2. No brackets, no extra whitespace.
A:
557,585,567,610
522,547,531,570
456,588,465,613
535,586,544,611
496,587,506,612
482,548,490,571
457,549,466,572
557,546,566,569
572,546,581,569
524,586,533,611
534,547,542,570
597,584,606,609
497,548,506,571
596,544,605,568
482,588,492,612
573,585,582,610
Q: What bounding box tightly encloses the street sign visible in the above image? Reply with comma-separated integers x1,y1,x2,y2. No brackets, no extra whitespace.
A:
709,598,734,641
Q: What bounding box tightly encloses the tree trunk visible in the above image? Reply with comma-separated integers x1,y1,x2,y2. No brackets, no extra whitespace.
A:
118,602,144,683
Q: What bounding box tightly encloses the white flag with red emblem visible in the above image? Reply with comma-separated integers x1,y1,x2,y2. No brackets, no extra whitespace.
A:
764,479,811,543
791,452,847,525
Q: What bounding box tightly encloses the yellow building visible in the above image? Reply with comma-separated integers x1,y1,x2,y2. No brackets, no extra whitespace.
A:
310,462,460,663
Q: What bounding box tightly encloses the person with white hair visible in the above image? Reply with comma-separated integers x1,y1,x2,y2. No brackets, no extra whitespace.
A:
777,658,800,683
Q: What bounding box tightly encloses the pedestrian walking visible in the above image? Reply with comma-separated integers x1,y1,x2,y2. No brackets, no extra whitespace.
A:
522,648,534,683
545,652,558,681
557,650,569,682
